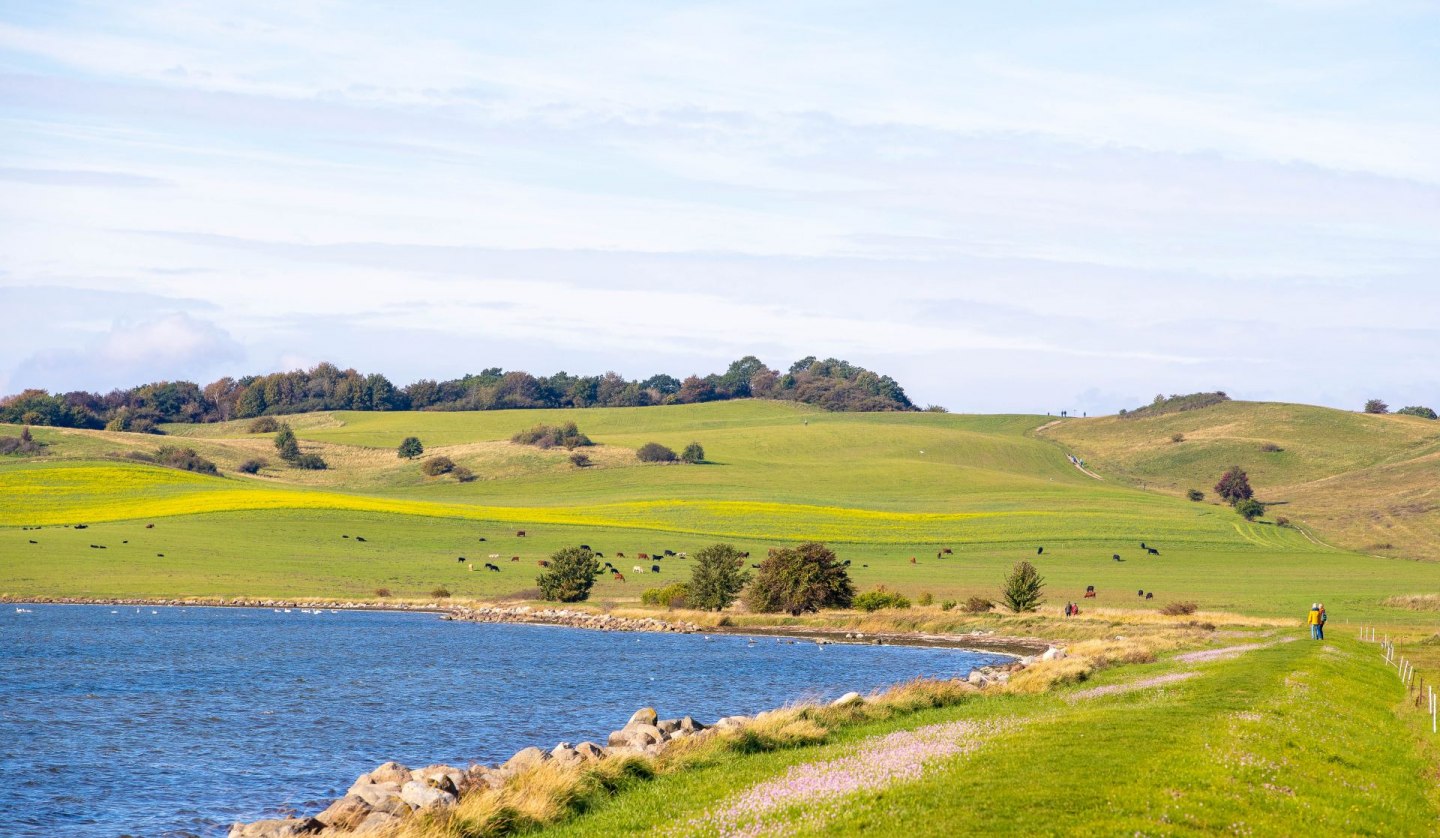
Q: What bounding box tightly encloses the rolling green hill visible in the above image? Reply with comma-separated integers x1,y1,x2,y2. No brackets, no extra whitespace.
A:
1041,400,1440,560
3,400,1437,624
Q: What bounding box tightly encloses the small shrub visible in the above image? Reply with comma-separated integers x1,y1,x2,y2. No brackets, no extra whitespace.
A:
1001,561,1045,613
636,442,677,463
374,587,391,598
964,596,993,613
1235,497,1264,521
248,417,280,433
1186,488,1204,502
1259,442,1283,453
293,453,328,470
569,452,592,468
940,599,957,612
1274,516,1290,528
1160,601,1198,616
1170,432,1185,443
916,591,934,607
397,436,424,459
421,455,455,476
512,422,592,449
853,589,912,612
681,441,705,463
641,582,691,608
430,586,451,599
237,458,267,474
154,446,219,475
452,465,476,483
0,427,43,456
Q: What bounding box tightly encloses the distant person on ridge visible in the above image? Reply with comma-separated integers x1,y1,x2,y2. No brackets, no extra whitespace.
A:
1307,603,1322,639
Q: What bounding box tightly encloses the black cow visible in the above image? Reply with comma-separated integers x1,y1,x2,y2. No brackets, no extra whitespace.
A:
1113,553,1121,561
651,564,661,573
478,537,487,542
580,544,591,550
1140,542,1147,549
28,540,37,544
342,534,349,538
457,557,467,562
1147,548,1160,555
664,550,676,556
594,552,604,558
1146,592,1154,599
74,524,88,530
356,537,367,542
157,553,164,557
1037,546,1044,555
1137,589,1144,597
485,563,500,572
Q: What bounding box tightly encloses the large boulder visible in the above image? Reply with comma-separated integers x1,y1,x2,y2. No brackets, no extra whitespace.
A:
352,811,402,835
830,691,863,707
1042,647,1067,661
400,780,457,811
348,782,408,816
315,795,372,830
413,764,462,796
679,716,706,734
574,741,606,761
627,707,658,726
363,761,411,786
501,746,549,775
227,818,323,838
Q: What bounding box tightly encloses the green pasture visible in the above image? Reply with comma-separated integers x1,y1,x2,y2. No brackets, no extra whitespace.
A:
538,637,1439,836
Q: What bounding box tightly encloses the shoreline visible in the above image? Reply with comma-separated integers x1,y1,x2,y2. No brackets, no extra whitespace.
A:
1,594,1043,656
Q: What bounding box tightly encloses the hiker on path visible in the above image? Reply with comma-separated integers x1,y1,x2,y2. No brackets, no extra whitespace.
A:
1307,603,1322,639
1317,603,1327,640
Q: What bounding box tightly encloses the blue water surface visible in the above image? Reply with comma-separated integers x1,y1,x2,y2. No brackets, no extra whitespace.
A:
0,605,1008,837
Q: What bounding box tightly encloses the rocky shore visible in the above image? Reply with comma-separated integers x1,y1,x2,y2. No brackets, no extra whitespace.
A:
444,604,705,633
226,646,1062,837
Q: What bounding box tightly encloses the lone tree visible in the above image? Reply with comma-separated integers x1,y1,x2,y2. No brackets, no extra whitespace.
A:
687,542,751,611
274,423,300,462
744,542,854,616
681,441,706,464
1364,399,1389,414
1235,498,1265,521
537,546,601,603
1214,466,1253,504
1001,561,1045,613
397,436,424,459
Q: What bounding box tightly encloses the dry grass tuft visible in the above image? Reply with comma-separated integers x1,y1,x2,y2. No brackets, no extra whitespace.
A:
1381,594,1440,611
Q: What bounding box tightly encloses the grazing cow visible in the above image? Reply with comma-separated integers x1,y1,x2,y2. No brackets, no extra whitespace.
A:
122,540,128,544
612,572,626,582
145,524,154,529
1140,542,1147,549
28,540,37,544
633,565,646,573
1146,592,1154,599
457,557,466,562
517,530,526,537
485,563,500,572
356,537,367,542
862,564,869,568
637,553,649,560
909,556,917,564
1137,590,1144,597
1037,546,1044,555
342,535,350,538
157,553,164,557
488,554,501,559
664,550,675,556
594,552,604,558
1086,585,1095,592
1147,548,1160,555
75,524,87,530
1084,590,1096,598
616,552,626,558
843,559,851,566
537,560,551,568
580,544,591,550
478,537,486,542
941,548,953,555
510,556,520,562
651,564,661,573
740,552,750,559
1113,554,1121,561
677,552,687,558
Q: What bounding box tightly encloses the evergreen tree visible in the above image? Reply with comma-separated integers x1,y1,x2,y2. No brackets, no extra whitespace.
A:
1001,561,1045,613
274,424,300,462
397,436,424,459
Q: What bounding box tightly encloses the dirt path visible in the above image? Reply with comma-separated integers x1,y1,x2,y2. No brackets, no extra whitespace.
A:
1068,671,1200,701
1174,635,1298,664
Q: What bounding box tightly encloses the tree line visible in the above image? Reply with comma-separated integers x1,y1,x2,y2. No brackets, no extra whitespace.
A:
0,355,915,431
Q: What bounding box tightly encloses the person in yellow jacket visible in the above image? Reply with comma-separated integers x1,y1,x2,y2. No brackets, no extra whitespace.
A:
1307,603,1322,640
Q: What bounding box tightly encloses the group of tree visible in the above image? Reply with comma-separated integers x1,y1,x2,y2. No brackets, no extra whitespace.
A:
0,426,43,456
0,356,916,431
273,423,327,470
1215,465,1265,520
1118,391,1230,419
511,422,592,449
1366,399,1436,419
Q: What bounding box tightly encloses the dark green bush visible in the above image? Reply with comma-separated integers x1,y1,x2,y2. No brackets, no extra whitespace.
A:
1186,488,1204,502
641,582,691,608
154,446,218,475
248,417,280,433
637,442,677,463
237,458,266,474
512,422,592,449
293,453,328,470
853,589,912,612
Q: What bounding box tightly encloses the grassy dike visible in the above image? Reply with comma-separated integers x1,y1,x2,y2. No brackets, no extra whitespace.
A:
327,625,1437,837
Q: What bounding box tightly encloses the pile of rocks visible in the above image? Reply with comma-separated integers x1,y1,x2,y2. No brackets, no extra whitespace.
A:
447,605,702,634
965,645,1066,688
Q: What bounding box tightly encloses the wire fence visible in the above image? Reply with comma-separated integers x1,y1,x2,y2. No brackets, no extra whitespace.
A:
1360,627,1436,734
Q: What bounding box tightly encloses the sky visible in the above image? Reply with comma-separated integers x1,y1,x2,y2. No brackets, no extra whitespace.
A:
1,0,1437,414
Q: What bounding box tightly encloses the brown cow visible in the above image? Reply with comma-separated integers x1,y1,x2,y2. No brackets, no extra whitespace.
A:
909,556,917,564
637,553,649,560
538,560,551,567
517,530,527,537
612,572,626,582
510,556,520,562
941,547,953,555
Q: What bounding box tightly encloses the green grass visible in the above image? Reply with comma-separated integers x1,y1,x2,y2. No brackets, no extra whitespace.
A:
2,400,1436,627
537,637,1440,836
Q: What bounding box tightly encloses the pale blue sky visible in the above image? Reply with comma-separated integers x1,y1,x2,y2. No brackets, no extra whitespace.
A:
1,1,1436,413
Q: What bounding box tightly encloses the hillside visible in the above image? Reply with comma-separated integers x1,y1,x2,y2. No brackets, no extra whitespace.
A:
1041,400,1440,559
3,399,1438,624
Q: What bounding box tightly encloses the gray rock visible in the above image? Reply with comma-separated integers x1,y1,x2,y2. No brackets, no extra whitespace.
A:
574,741,605,760
830,691,863,707
226,818,323,838
627,707,658,726
315,795,372,830
656,718,681,734
501,746,549,775
413,764,462,795
401,780,457,810
1042,647,1067,661
679,716,706,733
365,761,411,786
550,744,581,765
349,782,409,816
